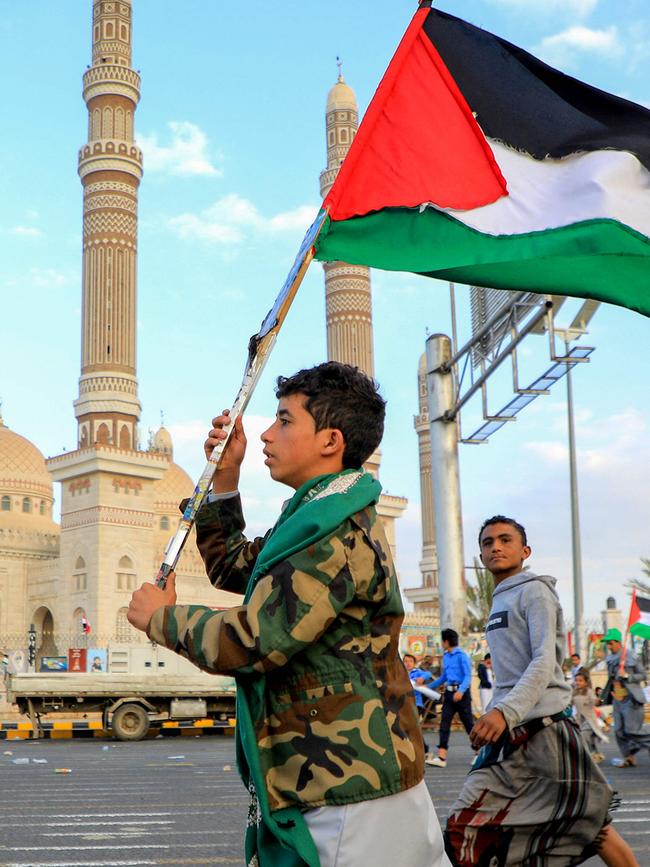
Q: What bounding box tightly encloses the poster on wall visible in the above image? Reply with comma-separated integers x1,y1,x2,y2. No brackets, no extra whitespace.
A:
68,648,87,672
39,656,67,672
87,648,107,672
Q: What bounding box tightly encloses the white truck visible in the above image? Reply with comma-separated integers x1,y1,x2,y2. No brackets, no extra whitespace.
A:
4,642,236,741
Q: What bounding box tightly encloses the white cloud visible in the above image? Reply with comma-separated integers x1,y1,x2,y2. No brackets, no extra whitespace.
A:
10,225,41,238
523,440,569,463
29,268,68,289
537,25,623,67
168,194,319,246
138,121,221,176
486,0,598,16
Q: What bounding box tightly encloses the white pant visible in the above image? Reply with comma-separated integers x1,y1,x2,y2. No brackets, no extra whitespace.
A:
303,780,451,867
479,687,493,714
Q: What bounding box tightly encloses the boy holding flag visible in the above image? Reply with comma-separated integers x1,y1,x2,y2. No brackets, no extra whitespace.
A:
128,362,450,867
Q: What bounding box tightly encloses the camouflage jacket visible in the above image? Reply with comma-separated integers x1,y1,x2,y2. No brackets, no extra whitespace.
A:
147,493,424,811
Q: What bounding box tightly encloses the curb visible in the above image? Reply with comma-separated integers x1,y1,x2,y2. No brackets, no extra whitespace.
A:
0,718,236,740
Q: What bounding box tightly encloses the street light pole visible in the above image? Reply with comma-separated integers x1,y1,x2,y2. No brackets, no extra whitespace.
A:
426,333,467,633
565,338,585,657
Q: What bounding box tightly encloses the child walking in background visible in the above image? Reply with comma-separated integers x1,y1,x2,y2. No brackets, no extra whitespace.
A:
573,667,608,762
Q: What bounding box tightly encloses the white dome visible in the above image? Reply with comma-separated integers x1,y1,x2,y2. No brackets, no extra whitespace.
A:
326,75,358,113
0,413,57,532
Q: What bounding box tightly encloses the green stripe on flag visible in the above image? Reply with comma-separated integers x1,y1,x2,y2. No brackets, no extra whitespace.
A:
315,210,650,316
630,622,650,640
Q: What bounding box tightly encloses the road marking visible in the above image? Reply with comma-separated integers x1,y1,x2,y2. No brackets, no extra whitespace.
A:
5,862,156,867
39,831,239,839
41,820,173,828
42,812,174,819
613,818,650,824
3,846,169,853
0,861,242,867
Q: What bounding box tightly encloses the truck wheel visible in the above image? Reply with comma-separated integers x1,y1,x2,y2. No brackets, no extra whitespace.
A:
111,703,150,741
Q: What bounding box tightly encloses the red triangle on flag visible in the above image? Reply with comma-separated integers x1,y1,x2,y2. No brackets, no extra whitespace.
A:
324,8,508,221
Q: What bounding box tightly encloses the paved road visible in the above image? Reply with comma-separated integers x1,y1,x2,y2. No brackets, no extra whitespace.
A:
1,734,649,866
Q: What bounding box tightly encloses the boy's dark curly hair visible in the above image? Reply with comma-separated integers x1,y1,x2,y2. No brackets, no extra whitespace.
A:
276,362,385,469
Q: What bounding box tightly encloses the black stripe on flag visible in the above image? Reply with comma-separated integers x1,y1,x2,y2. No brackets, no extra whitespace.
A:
637,594,650,613
423,9,650,172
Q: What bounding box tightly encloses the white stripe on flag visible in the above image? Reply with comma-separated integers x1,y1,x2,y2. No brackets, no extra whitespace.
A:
439,142,650,238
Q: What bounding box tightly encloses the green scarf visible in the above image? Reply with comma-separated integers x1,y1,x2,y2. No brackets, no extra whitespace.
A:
235,469,382,867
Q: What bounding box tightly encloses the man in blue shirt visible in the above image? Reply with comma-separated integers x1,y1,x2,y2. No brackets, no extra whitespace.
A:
426,628,474,768
403,653,438,757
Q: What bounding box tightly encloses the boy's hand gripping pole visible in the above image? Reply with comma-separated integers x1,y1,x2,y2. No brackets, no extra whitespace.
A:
154,209,328,589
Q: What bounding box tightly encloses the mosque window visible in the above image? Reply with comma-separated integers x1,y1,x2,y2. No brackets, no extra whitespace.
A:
39,501,46,515
1,496,10,511
105,22,114,38
115,607,136,643
73,557,87,592
115,107,125,140
103,106,113,138
97,423,110,445
328,130,335,147
339,128,349,144
160,516,170,531
117,555,136,591
119,424,130,450
22,497,32,514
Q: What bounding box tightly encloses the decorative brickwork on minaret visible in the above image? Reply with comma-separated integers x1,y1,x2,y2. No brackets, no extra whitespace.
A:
319,68,407,563
74,0,143,451
319,72,375,380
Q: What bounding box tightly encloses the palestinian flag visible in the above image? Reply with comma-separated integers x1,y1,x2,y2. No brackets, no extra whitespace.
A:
314,3,650,317
629,591,650,640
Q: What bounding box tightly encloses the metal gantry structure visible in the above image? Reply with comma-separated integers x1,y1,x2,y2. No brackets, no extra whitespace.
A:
426,288,599,652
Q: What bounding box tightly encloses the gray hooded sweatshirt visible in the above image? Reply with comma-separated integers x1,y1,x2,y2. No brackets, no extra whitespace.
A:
487,570,572,729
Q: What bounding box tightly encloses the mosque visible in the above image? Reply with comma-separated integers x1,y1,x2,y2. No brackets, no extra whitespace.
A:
0,0,439,669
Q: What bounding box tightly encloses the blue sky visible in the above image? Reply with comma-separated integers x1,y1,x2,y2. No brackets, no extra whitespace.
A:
1,0,649,624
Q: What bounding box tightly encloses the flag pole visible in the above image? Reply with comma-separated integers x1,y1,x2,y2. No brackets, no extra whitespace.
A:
619,588,637,676
154,209,328,589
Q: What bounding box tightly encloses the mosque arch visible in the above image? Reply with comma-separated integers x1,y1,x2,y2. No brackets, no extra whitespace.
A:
22,497,32,514
103,106,113,138
72,606,88,638
96,422,110,445
159,516,170,531
31,606,58,661
115,106,125,140
119,424,130,450
1,495,10,511
117,554,136,591
73,556,87,592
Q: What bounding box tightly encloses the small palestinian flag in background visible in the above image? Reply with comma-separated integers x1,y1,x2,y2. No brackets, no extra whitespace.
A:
315,3,650,317
81,616,91,635
629,591,650,640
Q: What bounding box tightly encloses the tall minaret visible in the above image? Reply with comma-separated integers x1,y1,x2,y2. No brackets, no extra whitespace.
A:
319,66,407,560
319,67,378,473
403,355,440,620
319,67,374,375
74,0,143,451
47,0,167,641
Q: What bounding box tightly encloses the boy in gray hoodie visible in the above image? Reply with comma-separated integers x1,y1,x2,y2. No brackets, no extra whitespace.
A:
444,516,637,867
